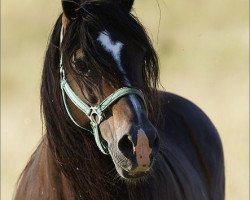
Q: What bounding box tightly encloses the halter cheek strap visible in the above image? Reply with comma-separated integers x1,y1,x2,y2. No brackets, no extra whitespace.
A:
59,26,147,155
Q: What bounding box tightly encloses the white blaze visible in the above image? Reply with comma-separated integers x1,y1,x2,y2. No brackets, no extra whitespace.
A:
97,31,143,122
97,31,123,69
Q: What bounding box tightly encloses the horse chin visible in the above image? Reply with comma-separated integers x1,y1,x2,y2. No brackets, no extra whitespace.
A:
113,158,151,183
108,144,153,183
120,167,150,179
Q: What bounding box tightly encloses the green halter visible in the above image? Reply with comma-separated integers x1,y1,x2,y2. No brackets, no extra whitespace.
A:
59,26,147,154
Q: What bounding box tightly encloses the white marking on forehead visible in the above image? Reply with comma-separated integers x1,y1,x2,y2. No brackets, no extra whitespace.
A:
97,31,124,69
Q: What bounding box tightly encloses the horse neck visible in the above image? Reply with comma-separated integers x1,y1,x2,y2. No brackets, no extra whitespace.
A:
47,131,132,199
14,137,75,199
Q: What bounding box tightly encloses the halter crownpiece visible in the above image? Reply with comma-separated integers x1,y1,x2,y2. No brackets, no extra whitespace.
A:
59,25,147,154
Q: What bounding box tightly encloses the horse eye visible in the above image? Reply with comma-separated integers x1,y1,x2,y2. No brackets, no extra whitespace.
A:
72,59,86,70
72,59,94,77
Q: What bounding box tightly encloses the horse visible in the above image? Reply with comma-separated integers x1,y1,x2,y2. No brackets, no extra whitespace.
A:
14,0,225,199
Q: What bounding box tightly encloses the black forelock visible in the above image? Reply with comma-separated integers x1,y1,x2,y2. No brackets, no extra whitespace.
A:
61,1,159,89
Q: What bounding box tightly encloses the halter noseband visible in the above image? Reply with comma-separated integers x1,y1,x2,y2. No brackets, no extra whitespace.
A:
59,26,147,155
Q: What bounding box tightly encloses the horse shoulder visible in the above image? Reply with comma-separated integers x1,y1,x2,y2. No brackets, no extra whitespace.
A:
157,91,225,199
14,137,74,200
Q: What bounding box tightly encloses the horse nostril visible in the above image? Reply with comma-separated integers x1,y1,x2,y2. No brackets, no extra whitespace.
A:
118,135,134,157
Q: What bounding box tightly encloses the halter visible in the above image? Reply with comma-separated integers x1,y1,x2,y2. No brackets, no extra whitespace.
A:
59,26,147,155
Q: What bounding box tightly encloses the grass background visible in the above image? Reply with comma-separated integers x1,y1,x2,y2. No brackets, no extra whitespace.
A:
1,0,249,199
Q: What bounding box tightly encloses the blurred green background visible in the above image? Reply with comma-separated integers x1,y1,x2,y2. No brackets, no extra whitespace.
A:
1,0,249,199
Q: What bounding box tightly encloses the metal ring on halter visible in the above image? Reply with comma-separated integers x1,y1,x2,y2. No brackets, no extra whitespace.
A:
88,106,103,125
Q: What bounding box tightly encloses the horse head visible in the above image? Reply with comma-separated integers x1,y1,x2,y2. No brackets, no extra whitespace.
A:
44,0,160,180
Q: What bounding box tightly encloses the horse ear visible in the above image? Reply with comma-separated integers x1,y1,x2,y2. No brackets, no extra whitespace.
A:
61,0,80,20
117,0,134,12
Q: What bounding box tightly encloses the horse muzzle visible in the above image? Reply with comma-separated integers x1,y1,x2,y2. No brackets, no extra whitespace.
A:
114,123,159,179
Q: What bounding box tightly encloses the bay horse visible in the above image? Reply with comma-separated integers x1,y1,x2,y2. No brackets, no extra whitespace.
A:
14,0,225,199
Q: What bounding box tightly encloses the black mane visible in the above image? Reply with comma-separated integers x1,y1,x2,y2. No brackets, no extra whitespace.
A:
40,2,160,198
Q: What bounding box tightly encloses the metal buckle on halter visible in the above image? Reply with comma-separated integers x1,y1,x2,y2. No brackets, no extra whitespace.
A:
60,67,65,80
89,106,103,125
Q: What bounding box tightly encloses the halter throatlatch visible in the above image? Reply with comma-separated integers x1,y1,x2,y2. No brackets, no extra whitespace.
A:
59,26,147,154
